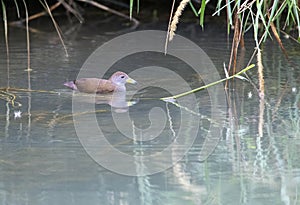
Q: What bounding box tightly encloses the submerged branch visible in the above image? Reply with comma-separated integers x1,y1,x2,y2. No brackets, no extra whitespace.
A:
0,90,22,107
1,87,61,95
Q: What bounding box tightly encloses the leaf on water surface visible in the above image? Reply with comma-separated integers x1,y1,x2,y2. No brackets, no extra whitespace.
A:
223,62,229,79
161,97,176,103
235,75,249,81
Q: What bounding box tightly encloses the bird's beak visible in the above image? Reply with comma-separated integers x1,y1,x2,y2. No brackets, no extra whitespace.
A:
126,78,137,84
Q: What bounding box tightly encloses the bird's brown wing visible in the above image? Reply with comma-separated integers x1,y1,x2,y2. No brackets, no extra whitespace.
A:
96,79,116,93
75,78,116,94
75,78,101,93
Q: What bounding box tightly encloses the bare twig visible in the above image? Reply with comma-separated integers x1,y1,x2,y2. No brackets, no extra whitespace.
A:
22,0,31,72
76,0,139,28
1,1,10,88
9,1,62,25
39,0,69,57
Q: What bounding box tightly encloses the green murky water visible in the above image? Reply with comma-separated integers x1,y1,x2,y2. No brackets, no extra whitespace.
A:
0,15,300,205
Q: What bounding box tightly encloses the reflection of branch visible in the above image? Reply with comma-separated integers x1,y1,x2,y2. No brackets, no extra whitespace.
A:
2,87,61,94
5,103,10,139
166,102,176,138
253,136,266,176
164,100,223,161
172,159,205,203
47,104,63,138
165,100,219,126
258,98,265,138
271,83,288,122
198,130,222,161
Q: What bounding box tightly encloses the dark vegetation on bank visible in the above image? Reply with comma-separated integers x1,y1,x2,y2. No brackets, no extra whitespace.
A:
2,0,299,61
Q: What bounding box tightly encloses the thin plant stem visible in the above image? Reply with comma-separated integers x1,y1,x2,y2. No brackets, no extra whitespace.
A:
13,0,20,17
10,1,62,25
161,64,255,101
39,0,69,57
1,1,10,88
22,1,32,97
165,0,176,54
129,0,133,20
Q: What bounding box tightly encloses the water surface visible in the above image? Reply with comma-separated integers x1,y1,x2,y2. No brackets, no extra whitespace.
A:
0,14,300,205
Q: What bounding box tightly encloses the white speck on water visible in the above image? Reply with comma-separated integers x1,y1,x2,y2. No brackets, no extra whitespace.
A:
248,91,253,99
14,110,22,119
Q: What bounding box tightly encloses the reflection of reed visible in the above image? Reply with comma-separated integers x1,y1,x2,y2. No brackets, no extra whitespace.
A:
166,102,176,139
171,142,206,204
165,100,223,161
132,121,153,205
224,88,242,174
47,104,62,138
5,103,10,139
227,43,300,203
26,83,32,142
258,98,265,138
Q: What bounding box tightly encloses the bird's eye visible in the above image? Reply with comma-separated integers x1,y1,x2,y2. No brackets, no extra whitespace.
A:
120,75,125,78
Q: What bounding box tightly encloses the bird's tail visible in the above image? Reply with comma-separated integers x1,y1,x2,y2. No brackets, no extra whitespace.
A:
63,80,78,90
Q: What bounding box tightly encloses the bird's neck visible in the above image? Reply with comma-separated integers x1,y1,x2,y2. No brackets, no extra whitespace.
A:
114,84,126,92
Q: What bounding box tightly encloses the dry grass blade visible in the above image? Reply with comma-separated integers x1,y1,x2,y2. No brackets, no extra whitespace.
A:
1,0,10,88
22,0,31,74
13,0,20,17
228,10,242,76
271,83,288,122
39,0,69,57
258,94,265,137
267,11,289,59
